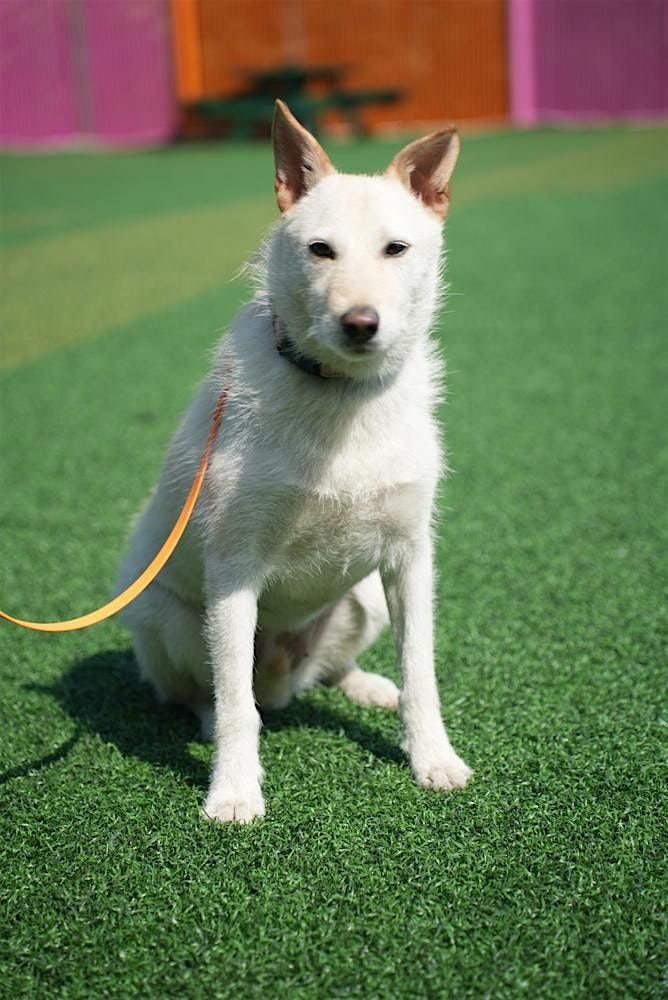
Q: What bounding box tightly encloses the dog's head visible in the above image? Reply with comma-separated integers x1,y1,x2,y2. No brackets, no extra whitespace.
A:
267,100,459,380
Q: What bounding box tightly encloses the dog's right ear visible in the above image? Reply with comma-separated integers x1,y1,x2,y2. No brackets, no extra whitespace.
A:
272,100,335,213
386,128,460,221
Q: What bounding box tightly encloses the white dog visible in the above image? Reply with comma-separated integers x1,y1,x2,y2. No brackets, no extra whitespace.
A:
116,101,472,823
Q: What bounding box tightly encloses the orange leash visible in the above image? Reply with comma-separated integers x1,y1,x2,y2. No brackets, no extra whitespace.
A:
0,390,228,633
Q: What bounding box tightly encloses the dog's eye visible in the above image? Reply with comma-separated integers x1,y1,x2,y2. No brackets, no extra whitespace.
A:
309,241,336,259
384,241,410,257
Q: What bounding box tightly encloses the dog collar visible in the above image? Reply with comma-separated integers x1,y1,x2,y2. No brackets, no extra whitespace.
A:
273,315,344,380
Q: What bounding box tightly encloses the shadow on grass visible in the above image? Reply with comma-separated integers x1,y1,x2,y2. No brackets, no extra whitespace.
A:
3,648,403,787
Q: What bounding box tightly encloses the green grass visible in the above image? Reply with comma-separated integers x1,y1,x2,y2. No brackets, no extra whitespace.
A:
1,127,667,998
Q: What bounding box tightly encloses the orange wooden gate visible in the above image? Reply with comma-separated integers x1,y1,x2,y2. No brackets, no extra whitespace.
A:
170,0,509,128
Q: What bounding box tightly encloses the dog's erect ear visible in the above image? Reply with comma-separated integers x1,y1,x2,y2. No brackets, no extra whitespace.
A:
272,100,335,213
386,128,460,221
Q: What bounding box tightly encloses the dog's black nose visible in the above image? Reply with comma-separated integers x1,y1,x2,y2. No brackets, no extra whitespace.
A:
341,307,380,344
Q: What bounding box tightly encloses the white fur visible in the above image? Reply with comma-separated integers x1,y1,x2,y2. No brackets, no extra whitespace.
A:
116,117,471,823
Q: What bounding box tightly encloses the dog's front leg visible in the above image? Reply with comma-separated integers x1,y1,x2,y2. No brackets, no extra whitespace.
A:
382,536,472,791
202,554,265,824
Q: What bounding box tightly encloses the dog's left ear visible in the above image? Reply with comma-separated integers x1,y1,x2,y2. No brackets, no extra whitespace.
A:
386,128,460,221
272,100,335,213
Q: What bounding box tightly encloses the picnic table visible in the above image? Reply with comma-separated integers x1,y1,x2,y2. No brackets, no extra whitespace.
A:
187,63,402,139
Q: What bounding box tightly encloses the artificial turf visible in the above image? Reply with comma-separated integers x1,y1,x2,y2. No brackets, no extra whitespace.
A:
1,126,666,998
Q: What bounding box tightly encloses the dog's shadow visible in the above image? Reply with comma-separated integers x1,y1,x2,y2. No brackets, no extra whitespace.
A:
9,648,403,788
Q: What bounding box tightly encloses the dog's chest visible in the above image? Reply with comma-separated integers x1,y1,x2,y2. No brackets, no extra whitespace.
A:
210,374,440,624
276,480,420,557
254,479,427,627
251,415,437,568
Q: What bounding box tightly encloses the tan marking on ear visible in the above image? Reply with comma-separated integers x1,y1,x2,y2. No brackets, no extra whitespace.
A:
272,99,335,213
386,128,460,221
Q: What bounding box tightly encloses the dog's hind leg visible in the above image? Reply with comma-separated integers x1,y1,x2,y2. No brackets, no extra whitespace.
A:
253,642,293,711
335,661,399,710
124,581,213,735
294,572,399,710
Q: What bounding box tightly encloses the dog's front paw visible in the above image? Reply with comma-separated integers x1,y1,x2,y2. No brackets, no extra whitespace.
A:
409,744,472,791
202,782,265,825
338,667,400,710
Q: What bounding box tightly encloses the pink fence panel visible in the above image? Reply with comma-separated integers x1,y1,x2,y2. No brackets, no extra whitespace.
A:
84,0,175,143
0,0,78,143
509,0,668,124
0,0,175,147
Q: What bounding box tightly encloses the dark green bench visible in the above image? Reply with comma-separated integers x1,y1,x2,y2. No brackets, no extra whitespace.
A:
188,93,333,139
328,88,403,137
187,71,403,140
